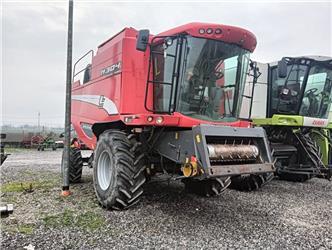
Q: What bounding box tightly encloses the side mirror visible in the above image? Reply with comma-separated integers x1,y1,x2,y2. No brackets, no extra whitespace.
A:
277,58,288,78
136,29,150,52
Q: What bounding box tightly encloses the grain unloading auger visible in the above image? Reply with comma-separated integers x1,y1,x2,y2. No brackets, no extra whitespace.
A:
65,23,275,210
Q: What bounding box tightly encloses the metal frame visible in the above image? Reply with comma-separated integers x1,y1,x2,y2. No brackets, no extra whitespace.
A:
72,49,94,83
144,35,183,114
243,60,262,119
153,124,274,180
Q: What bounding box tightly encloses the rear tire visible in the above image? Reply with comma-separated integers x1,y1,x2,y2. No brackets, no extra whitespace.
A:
69,147,83,183
93,130,146,210
183,177,231,197
229,172,274,191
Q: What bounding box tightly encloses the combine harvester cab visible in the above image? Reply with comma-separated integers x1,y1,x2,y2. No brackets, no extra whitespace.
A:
69,23,274,210
241,56,332,182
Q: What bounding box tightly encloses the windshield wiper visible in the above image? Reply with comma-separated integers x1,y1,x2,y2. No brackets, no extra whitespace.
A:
219,84,236,89
182,111,196,115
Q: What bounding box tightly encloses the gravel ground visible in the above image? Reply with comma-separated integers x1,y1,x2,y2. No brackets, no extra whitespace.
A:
1,149,331,249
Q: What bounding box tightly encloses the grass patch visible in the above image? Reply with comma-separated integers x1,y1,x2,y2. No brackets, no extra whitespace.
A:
43,209,104,231
17,224,34,234
3,147,29,153
1,180,57,193
20,169,35,176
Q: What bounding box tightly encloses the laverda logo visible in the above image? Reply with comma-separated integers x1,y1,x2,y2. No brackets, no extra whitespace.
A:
101,61,122,76
312,120,325,126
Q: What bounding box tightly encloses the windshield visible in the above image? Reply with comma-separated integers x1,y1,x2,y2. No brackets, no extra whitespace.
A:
299,65,332,118
270,64,308,115
270,61,332,118
151,35,250,122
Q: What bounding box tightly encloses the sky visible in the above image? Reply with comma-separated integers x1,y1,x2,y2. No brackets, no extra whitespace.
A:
2,0,332,127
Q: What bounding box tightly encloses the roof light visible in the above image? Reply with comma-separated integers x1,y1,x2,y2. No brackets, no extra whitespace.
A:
215,28,222,34
198,28,205,34
206,28,213,34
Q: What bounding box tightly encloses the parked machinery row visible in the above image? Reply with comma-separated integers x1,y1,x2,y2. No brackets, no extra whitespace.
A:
64,23,331,210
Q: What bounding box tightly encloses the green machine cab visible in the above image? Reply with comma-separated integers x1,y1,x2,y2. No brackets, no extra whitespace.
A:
243,56,332,181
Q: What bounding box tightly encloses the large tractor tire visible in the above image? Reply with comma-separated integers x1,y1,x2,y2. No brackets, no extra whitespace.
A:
278,133,321,182
1,154,8,165
329,131,332,165
183,177,231,197
69,147,83,183
229,172,274,191
93,130,146,210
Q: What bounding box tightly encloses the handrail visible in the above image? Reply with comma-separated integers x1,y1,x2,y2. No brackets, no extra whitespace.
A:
72,50,94,81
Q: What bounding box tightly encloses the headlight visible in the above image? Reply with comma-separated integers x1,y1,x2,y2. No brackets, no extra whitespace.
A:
156,116,164,124
147,116,153,122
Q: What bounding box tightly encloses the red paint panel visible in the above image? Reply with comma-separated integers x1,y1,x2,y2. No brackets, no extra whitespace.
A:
156,22,256,52
71,24,256,150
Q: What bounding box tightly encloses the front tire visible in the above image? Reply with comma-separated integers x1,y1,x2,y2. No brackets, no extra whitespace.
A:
229,172,274,191
183,177,231,197
93,130,146,210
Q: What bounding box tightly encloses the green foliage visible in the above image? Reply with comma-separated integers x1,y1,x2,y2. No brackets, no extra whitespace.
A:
42,209,104,231
17,224,34,234
1,180,56,193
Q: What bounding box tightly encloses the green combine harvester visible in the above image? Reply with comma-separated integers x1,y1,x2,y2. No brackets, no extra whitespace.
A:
242,56,332,182
37,134,57,151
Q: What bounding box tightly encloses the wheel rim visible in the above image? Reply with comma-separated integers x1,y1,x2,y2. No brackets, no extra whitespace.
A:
97,150,112,191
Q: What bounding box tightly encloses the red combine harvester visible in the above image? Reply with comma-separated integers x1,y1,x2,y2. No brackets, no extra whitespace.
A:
69,23,274,210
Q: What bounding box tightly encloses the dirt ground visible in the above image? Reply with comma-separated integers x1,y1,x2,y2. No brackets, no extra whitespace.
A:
1,149,331,249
